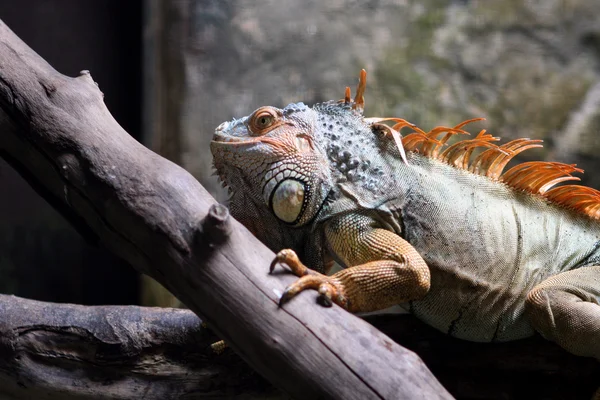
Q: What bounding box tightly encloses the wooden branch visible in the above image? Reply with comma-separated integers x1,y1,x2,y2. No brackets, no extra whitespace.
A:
1,292,597,400
0,19,451,399
0,294,276,399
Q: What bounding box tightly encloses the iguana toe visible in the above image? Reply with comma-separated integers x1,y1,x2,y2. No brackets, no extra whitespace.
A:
278,274,349,309
270,249,314,277
317,282,349,308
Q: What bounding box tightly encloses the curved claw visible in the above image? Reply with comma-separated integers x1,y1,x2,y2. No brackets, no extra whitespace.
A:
278,288,298,307
269,249,309,276
269,257,281,274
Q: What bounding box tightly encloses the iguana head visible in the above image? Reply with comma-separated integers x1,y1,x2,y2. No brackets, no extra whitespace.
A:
211,70,404,230
211,71,377,227
211,100,335,227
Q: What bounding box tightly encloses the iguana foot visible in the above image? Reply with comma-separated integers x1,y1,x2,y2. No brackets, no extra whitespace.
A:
271,249,349,309
525,265,600,360
279,274,349,309
271,244,431,313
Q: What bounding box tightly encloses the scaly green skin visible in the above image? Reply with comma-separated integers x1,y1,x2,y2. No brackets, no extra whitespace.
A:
211,96,600,360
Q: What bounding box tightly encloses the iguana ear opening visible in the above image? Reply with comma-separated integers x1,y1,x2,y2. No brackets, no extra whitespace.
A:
271,179,306,223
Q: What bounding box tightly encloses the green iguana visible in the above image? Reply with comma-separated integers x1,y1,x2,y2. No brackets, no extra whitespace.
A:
211,69,600,360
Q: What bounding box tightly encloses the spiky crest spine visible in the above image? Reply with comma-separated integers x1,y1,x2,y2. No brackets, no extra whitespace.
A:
342,70,600,220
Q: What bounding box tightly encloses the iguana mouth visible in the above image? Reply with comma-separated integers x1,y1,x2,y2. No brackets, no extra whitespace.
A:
211,132,263,145
212,133,249,143
212,132,298,156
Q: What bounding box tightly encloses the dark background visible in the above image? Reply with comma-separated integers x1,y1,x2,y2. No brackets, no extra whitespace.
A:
0,1,143,305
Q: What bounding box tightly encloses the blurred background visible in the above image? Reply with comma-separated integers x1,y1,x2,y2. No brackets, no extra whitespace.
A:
1,0,599,308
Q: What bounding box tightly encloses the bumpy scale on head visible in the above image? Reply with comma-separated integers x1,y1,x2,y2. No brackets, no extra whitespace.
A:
313,101,395,197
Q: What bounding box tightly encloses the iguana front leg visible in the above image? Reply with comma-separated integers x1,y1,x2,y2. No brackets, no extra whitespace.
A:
272,214,431,313
525,265,600,360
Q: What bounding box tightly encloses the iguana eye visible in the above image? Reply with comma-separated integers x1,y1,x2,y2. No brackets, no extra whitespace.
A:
249,107,278,134
271,180,305,223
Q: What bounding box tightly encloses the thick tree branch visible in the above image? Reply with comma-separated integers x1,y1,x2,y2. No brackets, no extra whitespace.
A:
0,19,451,399
0,294,276,399
1,293,597,400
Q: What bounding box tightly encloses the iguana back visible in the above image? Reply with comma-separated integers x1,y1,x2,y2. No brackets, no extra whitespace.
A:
389,153,600,342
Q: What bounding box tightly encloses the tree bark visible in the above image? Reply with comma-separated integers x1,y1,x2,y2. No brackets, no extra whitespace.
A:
0,18,451,400
0,294,276,399
0,293,597,400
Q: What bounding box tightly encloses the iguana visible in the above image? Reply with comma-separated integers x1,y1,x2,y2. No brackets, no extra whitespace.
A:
211,69,600,360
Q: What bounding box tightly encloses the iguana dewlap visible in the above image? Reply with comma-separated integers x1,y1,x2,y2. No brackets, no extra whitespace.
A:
211,70,600,360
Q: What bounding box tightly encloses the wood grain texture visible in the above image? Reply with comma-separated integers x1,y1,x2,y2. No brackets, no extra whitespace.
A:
0,294,276,399
0,19,450,400
0,293,597,400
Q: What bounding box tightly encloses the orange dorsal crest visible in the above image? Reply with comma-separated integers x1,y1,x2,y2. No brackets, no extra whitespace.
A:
389,118,600,220
340,70,599,220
